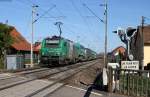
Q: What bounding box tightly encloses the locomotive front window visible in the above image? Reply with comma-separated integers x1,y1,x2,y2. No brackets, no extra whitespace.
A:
45,43,59,48
45,40,59,48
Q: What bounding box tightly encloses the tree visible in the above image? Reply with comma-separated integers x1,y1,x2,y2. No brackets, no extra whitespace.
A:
0,23,14,69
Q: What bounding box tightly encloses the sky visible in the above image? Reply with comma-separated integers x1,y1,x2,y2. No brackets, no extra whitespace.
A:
0,0,150,53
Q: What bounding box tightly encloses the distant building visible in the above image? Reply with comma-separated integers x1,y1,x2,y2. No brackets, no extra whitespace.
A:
130,25,150,68
111,46,126,56
108,46,126,63
34,42,41,52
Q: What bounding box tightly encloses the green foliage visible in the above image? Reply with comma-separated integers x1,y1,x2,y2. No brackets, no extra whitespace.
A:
0,23,13,49
0,23,14,69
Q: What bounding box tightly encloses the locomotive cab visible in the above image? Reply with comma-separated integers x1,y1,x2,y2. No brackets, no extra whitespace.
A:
40,36,67,64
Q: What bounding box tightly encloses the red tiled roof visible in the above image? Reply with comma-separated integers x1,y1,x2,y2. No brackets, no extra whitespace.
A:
34,44,41,51
111,46,126,55
10,27,36,51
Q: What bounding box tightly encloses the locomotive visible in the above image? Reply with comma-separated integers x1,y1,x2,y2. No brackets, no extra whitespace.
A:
40,36,97,66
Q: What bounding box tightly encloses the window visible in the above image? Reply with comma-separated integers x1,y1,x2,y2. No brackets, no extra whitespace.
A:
45,40,59,48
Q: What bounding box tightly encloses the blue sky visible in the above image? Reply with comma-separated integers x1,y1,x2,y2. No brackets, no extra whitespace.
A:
0,0,150,53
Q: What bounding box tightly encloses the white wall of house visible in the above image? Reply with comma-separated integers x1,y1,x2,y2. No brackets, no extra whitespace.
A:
144,46,150,66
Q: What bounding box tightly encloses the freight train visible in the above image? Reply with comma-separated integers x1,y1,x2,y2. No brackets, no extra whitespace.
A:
40,36,97,66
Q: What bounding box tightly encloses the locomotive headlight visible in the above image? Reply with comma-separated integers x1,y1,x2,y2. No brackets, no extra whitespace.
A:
61,52,65,56
42,51,48,56
60,53,64,56
56,52,61,56
56,52,62,56
42,52,45,55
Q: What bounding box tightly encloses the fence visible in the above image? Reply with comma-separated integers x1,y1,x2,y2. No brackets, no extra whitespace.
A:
108,67,150,97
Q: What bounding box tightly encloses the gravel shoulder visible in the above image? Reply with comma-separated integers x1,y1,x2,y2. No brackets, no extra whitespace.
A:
63,59,104,88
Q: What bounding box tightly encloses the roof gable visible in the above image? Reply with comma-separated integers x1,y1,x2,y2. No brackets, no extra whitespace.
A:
10,27,31,51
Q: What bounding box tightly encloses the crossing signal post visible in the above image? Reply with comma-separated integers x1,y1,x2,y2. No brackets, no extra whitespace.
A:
126,28,136,38
113,27,137,60
126,27,136,59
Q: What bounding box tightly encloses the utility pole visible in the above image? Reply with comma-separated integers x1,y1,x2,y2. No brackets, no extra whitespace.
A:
31,5,38,67
102,0,108,87
141,16,144,70
104,0,108,68
103,0,108,86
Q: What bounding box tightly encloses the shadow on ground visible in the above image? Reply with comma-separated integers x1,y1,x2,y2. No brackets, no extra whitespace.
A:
82,72,108,97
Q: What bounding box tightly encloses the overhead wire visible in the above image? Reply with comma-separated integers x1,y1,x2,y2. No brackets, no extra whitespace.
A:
144,16,150,20
24,0,67,38
52,4,80,38
144,16,150,25
81,1,100,34
83,3,104,23
17,0,82,37
26,0,35,5
15,0,57,41
80,0,102,43
17,0,59,22
33,5,56,23
55,7,65,18
69,0,93,40
16,0,98,43
79,1,102,49
80,0,104,50
80,2,103,44
15,0,32,8
70,0,92,31
25,0,57,23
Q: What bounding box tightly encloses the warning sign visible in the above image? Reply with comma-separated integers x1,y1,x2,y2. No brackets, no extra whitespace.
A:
121,61,139,70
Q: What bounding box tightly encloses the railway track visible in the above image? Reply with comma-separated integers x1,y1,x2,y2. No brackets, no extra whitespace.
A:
0,60,99,97
0,67,41,74
0,68,50,80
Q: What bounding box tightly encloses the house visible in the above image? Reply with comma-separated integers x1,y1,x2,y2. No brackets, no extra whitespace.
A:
8,26,39,67
130,25,150,69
